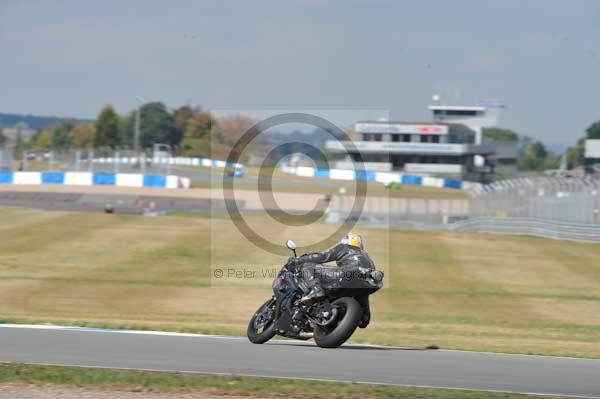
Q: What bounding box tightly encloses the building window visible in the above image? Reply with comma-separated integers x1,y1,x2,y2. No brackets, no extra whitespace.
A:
437,110,478,116
451,110,477,116
432,135,440,143
374,134,382,142
392,134,400,142
420,135,428,143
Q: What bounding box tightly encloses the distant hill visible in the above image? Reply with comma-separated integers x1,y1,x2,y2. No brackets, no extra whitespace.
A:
0,113,92,131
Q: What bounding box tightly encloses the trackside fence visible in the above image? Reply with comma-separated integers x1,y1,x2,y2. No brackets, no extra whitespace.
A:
448,217,600,243
326,176,600,242
467,176,600,225
326,196,469,226
13,149,243,176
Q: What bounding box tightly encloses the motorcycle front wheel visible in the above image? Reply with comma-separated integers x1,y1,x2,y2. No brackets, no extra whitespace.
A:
247,298,277,344
314,297,361,348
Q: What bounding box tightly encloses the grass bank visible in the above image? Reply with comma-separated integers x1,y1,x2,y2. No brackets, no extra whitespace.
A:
0,208,598,357
0,364,570,399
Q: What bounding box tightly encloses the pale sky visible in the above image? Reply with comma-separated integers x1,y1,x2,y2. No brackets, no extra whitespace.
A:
1,0,599,150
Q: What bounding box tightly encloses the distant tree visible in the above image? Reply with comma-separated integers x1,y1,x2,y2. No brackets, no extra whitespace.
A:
519,135,534,147
32,130,53,150
542,152,561,170
184,110,213,139
586,121,600,139
482,127,519,142
94,105,121,148
14,121,29,150
212,114,256,160
216,114,255,142
518,141,550,171
172,105,195,133
0,124,6,146
561,119,600,169
180,136,210,157
124,102,182,149
50,121,74,150
565,137,585,169
71,123,96,148
179,108,215,157
118,115,130,147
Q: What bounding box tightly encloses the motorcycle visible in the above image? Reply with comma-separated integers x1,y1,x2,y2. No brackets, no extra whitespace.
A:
247,240,384,348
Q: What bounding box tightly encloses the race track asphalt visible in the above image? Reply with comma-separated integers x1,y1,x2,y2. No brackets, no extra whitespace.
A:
0,325,599,398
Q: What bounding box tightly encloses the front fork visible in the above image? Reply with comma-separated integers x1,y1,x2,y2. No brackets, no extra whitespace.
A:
356,295,371,328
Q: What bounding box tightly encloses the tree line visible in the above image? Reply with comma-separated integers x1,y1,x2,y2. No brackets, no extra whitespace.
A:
565,121,600,169
483,120,600,172
5,102,257,162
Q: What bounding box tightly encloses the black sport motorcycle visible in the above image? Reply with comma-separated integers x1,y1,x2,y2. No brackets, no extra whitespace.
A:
247,240,384,348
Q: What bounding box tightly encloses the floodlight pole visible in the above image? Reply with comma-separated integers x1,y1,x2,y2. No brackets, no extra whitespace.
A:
134,108,140,153
134,96,145,153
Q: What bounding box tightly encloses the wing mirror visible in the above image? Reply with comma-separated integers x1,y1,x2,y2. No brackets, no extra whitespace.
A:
286,240,297,257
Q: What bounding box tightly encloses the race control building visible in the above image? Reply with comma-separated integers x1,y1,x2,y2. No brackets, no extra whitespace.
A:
326,102,515,181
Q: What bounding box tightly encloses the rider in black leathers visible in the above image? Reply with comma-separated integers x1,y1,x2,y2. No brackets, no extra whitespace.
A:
286,232,373,328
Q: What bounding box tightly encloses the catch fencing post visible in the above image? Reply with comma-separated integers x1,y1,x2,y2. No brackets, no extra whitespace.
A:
75,150,81,171
114,151,119,173
88,149,94,172
22,150,28,171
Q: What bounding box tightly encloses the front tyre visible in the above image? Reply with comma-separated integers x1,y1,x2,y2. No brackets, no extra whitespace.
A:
247,298,277,344
314,297,361,348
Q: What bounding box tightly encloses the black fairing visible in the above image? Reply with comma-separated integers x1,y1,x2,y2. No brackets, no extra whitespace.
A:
271,265,382,337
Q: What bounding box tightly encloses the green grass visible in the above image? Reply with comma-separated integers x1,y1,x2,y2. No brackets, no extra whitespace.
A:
0,207,599,358
0,364,570,399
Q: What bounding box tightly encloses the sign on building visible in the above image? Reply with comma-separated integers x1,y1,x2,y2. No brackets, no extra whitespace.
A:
355,123,449,135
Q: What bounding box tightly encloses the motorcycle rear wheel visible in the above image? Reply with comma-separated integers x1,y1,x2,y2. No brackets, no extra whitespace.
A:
247,298,277,344
314,297,361,348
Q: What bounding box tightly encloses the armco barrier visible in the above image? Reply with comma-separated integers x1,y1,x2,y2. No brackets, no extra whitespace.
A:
0,171,190,189
280,166,465,190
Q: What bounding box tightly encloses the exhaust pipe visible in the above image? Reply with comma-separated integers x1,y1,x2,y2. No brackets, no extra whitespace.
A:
298,332,314,339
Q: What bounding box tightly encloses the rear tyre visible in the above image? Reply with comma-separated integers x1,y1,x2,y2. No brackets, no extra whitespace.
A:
314,297,361,348
247,299,277,344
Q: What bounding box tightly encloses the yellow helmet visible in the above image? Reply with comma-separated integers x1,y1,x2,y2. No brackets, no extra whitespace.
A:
341,232,363,249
